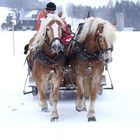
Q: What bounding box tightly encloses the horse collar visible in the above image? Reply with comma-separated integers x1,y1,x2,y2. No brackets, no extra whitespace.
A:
76,42,103,62
37,47,64,65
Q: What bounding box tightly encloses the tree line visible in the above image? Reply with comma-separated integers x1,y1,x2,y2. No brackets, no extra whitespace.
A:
0,0,140,30
66,0,140,30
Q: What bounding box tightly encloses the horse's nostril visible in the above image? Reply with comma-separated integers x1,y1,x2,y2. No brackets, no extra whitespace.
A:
53,45,56,49
51,45,57,50
105,58,112,63
106,59,109,63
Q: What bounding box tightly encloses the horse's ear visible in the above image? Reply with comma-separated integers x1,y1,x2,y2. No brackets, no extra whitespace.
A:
95,23,104,38
98,23,104,33
77,23,84,35
24,44,29,54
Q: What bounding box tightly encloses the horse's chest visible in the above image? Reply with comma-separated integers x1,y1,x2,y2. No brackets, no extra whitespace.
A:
33,59,62,74
78,61,103,77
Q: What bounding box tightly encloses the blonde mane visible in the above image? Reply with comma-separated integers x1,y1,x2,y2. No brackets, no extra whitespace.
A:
77,17,116,46
30,14,65,50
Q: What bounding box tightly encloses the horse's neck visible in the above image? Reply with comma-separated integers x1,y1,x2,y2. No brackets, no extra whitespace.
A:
84,35,98,53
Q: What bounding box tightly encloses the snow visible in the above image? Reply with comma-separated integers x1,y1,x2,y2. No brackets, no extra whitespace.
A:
0,30,140,140
0,7,9,28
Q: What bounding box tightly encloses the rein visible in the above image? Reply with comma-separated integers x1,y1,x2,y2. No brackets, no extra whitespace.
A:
96,34,113,53
75,42,103,62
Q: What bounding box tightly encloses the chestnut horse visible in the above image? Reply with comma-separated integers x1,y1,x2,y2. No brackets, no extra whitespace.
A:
73,17,116,121
26,14,65,121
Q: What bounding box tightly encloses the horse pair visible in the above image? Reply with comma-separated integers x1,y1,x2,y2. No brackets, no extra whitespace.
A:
26,14,116,122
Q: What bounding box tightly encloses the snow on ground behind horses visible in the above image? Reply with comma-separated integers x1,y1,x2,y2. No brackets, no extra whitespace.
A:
0,31,140,140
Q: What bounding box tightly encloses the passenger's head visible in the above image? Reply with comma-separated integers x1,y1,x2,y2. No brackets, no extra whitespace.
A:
45,2,56,14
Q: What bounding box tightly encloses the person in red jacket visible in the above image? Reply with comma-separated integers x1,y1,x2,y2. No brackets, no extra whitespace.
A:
62,22,73,44
58,11,73,45
36,2,56,31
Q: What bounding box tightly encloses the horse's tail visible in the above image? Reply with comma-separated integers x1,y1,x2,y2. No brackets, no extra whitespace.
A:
24,44,29,54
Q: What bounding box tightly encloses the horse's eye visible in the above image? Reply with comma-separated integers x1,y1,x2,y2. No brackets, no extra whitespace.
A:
46,27,50,31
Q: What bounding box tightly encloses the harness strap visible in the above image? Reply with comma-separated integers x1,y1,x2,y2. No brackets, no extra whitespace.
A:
27,47,65,71
103,64,114,89
27,52,37,71
75,42,103,62
37,47,64,64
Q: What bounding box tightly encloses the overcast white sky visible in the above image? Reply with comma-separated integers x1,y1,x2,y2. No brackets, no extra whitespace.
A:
40,0,139,8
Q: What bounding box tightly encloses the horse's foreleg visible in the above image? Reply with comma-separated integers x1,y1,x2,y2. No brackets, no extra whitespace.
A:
75,76,86,112
87,96,96,121
50,80,61,121
87,78,100,121
37,83,48,112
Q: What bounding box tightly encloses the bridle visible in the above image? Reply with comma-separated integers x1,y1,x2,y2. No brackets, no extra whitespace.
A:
50,37,64,52
95,23,113,53
44,19,64,53
72,23,113,62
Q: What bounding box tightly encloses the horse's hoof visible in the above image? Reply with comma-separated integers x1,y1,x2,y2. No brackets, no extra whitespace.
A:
83,107,87,112
41,108,49,112
75,106,86,112
76,106,82,112
50,117,59,122
51,111,59,122
88,116,96,122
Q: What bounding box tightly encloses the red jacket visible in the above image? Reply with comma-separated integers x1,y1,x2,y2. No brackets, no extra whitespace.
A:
36,9,47,31
62,20,73,44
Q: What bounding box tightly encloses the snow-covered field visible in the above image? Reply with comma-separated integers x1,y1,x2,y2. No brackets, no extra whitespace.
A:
0,31,140,140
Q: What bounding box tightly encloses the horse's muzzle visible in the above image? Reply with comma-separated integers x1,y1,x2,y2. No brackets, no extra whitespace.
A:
50,38,64,53
105,57,112,63
103,51,113,63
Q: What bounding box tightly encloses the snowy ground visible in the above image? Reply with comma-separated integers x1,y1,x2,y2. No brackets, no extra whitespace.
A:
0,31,140,140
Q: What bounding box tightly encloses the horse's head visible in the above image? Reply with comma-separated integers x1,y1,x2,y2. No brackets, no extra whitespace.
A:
45,18,65,53
35,14,65,54
77,17,116,63
94,23,115,63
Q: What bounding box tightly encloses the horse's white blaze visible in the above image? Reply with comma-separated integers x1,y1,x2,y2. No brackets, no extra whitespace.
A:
52,22,59,38
51,22,62,48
